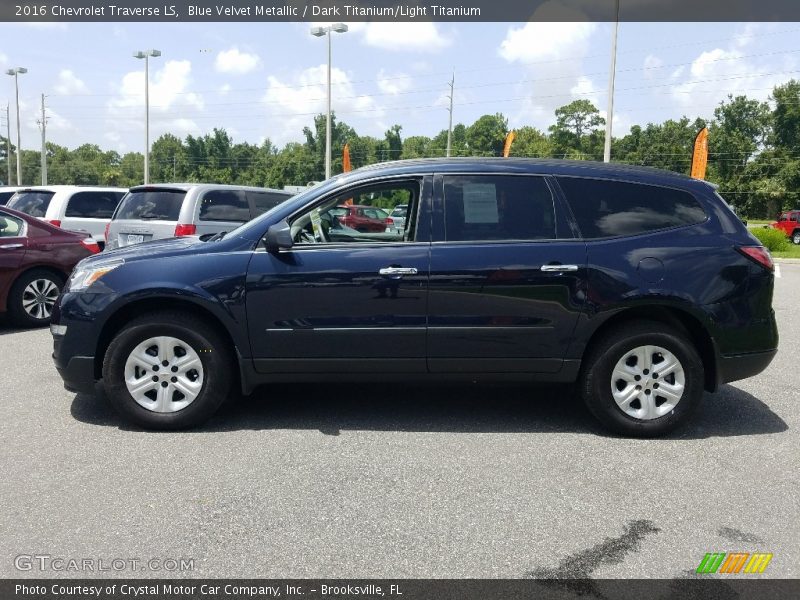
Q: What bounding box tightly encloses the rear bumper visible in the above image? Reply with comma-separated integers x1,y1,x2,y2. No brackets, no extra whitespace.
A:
716,349,777,388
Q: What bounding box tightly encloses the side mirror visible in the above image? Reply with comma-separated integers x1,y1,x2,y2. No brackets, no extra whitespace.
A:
264,219,293,252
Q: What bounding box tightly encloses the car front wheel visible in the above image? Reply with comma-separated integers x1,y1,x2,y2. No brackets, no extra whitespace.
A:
102,311,232,429
580,320,704,437
7,269,64,328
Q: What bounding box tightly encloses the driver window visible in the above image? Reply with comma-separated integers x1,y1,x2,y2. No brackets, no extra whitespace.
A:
291,181,419,245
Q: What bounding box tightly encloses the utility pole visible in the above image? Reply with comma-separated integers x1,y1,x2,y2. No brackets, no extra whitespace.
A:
5,104,11,185
446,72,454,157
603,0,620,163
38,94,47,185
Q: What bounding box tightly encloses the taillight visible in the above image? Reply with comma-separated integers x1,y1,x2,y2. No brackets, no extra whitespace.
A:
104,222,111,243
80,238,100,254
174,223,197,237
48,219,62,227
736,245,774,272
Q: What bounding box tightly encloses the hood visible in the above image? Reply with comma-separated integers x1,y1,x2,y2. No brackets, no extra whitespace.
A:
82,236,203,266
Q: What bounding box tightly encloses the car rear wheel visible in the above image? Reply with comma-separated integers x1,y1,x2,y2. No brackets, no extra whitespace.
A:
792,230,800,245
7,269,64,328
102,311,232,429
580,320,704,437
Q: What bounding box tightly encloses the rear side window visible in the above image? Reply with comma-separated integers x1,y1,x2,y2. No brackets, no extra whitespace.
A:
0,191,16,205
8,191,55,217
0,213,24,237
248,191,290,217
442,175,556,242
557,177,706,239
115,189,186,221
65,191,124,218
199,190,250,222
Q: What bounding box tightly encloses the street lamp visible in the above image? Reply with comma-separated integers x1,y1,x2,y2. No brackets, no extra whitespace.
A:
6,67,27,185
311,23,348,180
133,49,161,184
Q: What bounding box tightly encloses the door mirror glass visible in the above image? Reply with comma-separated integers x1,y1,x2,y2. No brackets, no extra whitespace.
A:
264,219,293,251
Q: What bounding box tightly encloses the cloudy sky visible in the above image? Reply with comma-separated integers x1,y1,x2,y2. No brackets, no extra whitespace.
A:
0,21,798,154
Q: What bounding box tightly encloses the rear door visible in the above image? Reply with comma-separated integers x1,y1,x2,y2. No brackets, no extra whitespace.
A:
108,188,187,248
62,190,125,245
0,211,27,307
427,173,587,373
247,190,292,219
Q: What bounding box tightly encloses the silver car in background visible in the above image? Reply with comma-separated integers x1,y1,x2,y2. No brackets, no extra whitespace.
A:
105,183,294,249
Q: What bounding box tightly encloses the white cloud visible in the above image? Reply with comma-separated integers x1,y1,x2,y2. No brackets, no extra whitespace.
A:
498,22,601,132
219,83,231,96
377,69,412,95
671,43,796,110
214,47,261,75
104,60,204,151
263,64,381,144
499,22,596,63
361,23,452,53
643,54,663,80
0,52,7,66
54,70,88,95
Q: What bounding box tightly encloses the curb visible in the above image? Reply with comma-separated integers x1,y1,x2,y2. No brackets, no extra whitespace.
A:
775,258,800,263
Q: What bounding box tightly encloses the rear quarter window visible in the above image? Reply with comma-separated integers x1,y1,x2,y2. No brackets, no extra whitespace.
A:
199,190,250,222
8,191,55,218
556,177,706,239
65,191,124,218
115,189,186,221
247,191,291,217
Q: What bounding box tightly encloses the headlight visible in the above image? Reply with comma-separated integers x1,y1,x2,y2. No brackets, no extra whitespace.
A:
67,259,125,291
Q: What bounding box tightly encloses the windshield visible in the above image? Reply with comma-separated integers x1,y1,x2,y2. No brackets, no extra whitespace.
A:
8,191,55,217
115,189,186,221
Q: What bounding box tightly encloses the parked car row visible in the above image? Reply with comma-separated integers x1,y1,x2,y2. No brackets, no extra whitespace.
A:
0,183,295,327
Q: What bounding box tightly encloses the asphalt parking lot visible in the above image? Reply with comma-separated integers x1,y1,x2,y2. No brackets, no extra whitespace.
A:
1,264,798,580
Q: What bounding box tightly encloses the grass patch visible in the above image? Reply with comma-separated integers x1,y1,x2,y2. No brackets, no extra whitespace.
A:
773,244,800,259
746,219,773,226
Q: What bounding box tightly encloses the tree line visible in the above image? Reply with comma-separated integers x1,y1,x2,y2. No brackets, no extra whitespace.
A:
3,79,800,218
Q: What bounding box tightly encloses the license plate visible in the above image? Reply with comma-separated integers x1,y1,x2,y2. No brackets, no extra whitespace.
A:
126,234,145,244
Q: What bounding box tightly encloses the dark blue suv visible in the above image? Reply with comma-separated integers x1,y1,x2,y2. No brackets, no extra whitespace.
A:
51,159,778,436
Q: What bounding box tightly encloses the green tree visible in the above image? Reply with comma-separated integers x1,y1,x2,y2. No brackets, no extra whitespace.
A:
466,113,508,156
510,126,553,158
549,100,605,157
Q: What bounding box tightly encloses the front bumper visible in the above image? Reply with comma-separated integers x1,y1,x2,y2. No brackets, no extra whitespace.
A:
53,353,97,394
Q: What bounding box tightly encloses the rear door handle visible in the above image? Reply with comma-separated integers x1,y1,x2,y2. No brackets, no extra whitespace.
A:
379,267,418,276
0,243,24,250
541,264,579,272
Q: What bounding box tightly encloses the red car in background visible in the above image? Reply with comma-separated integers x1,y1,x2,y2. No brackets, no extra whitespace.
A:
771,209,800,245
333,204,392,232
0,205,99,327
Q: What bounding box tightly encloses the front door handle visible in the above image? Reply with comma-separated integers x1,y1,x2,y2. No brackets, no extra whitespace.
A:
541,264,579,272
379,267,418,276
0,243,23,250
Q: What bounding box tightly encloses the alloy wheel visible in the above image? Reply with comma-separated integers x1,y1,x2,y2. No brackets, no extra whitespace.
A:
22,278,60,320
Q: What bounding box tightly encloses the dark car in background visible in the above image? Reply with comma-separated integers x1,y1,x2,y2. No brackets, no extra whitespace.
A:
50,158,777,436
0,205,99,327
0,186,24,205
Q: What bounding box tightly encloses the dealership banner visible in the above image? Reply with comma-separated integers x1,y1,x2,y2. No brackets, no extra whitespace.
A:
4,579,800,600
3,0,800,22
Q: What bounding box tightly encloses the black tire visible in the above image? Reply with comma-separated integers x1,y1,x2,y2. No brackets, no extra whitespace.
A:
7,269,64,328
580,320,704,437
102,311,233,430
792,230,800,245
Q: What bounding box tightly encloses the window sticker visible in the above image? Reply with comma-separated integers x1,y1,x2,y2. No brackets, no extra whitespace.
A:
462,183,499,223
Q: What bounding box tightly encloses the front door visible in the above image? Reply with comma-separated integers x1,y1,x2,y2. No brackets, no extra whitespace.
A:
427,173,587,373
246,176,432,374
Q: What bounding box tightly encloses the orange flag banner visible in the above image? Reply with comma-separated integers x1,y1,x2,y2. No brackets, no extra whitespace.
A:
343,143,352,173
502,131,516,157
691,127,708,180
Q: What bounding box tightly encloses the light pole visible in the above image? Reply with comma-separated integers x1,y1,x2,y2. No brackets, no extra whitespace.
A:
6,67,27,185
133,49,161,184
311,23,348,180
603,0,620,163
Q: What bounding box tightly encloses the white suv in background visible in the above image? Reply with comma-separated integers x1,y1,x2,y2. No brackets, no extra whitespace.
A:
7,186,127,248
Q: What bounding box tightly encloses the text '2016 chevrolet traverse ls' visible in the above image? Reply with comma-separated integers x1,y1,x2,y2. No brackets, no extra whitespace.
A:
51,159,778,436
